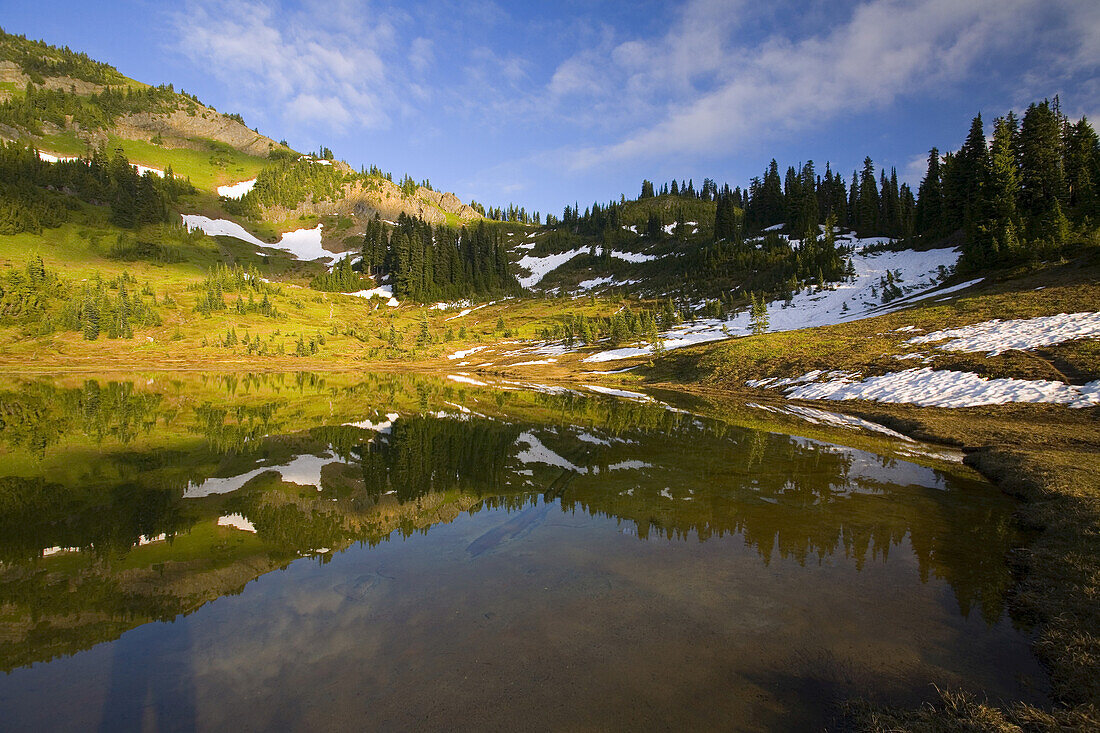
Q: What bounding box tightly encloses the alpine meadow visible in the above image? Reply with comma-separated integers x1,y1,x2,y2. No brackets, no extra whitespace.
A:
0,2,1099,730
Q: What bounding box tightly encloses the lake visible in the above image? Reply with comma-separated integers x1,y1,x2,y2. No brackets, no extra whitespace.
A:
0,372,1047,730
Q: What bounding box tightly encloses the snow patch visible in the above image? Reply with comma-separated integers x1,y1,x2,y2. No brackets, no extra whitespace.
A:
606,460,652,471
181,216,353,263
516,248,587,288
516,432,586,473
607,249,657,263
747,402,911,440
786,368,1100,408
184,452,343,497
906,312,1100,355
586,385,652,401
346,285,399,307
583,247,963,362
217,178,257,199
447,374,487,386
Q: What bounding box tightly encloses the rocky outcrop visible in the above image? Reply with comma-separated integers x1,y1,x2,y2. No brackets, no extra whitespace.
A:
0,59,291,159
262,176,483,237
113,108,290,157
417,187,481,220
0,61,105,98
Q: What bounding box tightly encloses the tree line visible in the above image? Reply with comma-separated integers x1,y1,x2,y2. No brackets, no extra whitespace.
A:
0,28,129,86
0,142,191,234
224,156,348,217
0,82,183,135
357,213,521,301
914,97,1099,269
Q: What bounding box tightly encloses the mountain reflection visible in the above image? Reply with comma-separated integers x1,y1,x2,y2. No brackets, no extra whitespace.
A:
0,373,1018,671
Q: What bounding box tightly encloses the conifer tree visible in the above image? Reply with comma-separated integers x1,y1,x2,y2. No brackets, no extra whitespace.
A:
915,148,943,239
749,292,769,335
987,116,1021,227
856,157,880,235
956,113,990,236
1064,117,1099,219
759,160,785,227
1018,100,1066,225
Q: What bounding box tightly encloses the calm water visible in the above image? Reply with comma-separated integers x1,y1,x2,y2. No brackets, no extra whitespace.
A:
0,373,1046,731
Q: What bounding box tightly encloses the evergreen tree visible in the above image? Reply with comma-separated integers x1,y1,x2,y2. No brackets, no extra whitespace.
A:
987,116,1021,227
1064,116,1099,219
956,113,990,236
856,157,879,235
847,170,859,230
749,293,769,335
759,159,785,228
1018,100,1066,225
915,148,943,239
797,160,819,234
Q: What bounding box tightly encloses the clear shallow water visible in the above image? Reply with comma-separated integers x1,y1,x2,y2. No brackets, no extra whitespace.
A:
0,373,1046,730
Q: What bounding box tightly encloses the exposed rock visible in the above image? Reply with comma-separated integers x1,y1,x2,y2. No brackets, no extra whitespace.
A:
263,176,483,242
417,187,480,220
0,61,106,99
114,108,290,157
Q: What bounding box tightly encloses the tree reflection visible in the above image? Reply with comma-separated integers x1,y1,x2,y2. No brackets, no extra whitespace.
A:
0,373,1020,671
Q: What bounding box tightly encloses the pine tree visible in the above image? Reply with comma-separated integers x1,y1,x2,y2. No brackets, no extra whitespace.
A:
1064,116,1099,219
847,170,859,230
915,148,943,239
856,157,879,235
956,113,990,236
646,212,662,239
1018,100,1066,225
82,293,99,340
987,116,1021,227
759,159,785,228
749,293,769,335
798,160,819,234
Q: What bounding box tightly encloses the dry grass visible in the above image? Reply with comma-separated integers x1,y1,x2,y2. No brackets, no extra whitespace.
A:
840,687,1098,732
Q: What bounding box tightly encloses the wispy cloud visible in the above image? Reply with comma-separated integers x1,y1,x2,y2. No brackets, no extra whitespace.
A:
555,0,1100,169
160,0,1100,208
171,0,400,135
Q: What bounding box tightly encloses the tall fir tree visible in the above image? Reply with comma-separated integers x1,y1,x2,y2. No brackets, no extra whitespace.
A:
915,147,944,239
856,157,880,235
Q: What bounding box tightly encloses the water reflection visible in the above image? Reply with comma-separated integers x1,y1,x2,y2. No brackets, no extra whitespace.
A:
0,373,1018,681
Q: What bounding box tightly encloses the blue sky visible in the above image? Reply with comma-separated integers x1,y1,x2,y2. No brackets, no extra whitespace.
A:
5,0,1099,215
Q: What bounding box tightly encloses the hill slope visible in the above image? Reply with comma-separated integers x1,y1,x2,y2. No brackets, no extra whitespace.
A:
0,28,482,238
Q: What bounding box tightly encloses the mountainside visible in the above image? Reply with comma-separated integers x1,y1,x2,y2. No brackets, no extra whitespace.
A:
0,28,482,238
0,27,1096,386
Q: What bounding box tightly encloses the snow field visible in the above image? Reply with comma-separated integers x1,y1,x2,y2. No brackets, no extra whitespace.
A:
346,286,399,307
516,248,588,288
217,179,257,199
37,149,163,176
784,368,1100,408
218,514,257,533
181,215,355,264
582,247,965,362
906,312,1100,355
747,402,912,440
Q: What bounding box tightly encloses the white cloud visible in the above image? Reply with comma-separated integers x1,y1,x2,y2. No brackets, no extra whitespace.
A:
171,0,398,134
556,0,1100,168
409,37,434,73
287,94,351,126
903,152,931,188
